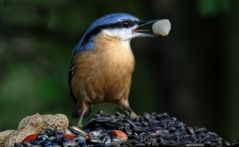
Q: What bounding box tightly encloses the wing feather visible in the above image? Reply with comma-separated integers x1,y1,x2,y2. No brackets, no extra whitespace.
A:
68,59,77,103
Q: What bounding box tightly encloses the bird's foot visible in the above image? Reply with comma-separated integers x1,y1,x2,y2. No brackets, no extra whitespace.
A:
123,107,139,120
129,111,139,120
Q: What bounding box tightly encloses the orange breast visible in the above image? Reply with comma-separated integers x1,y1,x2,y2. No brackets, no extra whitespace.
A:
71,32,135,104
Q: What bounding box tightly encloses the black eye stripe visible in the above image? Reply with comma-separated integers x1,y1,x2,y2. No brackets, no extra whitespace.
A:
81,20,138,46
122,20,136,28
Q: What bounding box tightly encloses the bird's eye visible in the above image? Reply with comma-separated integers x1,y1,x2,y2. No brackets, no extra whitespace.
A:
122,20,134,28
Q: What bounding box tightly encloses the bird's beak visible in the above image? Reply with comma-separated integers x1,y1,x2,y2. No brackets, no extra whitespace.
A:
133,20,158,37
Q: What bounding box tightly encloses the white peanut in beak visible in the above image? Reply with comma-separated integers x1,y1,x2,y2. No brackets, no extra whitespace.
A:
152,19,171,36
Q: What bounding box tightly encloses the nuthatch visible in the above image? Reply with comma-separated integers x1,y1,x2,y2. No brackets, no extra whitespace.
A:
68,13,171,126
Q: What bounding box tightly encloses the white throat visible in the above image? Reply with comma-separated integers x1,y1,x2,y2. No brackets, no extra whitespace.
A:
102,26,138,41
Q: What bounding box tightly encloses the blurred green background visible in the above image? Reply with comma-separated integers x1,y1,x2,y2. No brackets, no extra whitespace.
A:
0,0,239,140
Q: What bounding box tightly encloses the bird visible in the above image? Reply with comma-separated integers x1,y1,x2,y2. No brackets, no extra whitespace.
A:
68,13,160,127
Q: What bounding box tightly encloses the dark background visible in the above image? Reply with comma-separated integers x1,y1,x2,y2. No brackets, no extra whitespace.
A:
0,0,238,140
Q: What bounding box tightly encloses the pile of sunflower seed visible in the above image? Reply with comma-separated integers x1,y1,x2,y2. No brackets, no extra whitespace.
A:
17,111,238,146
84,111,238,146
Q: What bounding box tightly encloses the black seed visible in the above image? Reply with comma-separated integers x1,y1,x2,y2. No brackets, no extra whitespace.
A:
14,143,23,147
186,126,194,134
141,120,148,126
204,140,211,144
17,111,238,147
134,143,145,146
185,143,204,146
124,123,132,135
125,118,138,128
168,126,176,132
181,139,193,145
154,121,167,129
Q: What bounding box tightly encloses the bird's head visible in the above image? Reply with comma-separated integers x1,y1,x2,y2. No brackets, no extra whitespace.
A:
73,13,159,55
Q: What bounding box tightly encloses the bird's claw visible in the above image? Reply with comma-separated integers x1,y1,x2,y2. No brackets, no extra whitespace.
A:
123,107,139,120
129,111,139,120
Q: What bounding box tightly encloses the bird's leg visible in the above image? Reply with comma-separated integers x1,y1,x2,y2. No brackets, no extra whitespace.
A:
119,99,139,120
77,100,90,128
77,112,85,128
